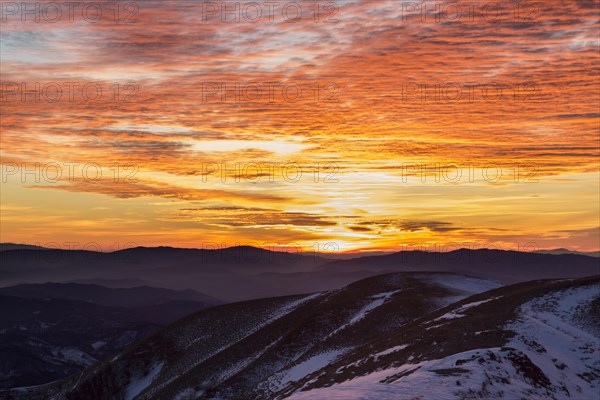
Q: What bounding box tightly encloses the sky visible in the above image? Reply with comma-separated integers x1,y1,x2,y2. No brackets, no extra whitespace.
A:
1,0,599,253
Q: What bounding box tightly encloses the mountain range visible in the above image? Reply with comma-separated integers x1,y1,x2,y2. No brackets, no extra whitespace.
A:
0,245,598,398
3,272,597,400
1,246,598,301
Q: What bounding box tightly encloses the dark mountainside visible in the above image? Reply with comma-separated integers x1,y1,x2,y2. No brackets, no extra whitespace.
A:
0,284,219,390
0,283,220,307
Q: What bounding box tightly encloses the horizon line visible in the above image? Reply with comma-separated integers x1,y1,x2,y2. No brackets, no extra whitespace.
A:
1,242,598,255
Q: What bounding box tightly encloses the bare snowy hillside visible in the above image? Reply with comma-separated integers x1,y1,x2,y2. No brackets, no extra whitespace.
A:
284,276,600,400
2,274,598,400
2,272,500,400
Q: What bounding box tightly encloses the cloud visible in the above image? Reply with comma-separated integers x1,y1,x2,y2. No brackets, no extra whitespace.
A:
26,179,289,202
170,208,339,229
1,0,598,250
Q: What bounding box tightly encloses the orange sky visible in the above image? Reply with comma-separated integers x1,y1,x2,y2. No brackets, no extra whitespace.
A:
1,0,599,252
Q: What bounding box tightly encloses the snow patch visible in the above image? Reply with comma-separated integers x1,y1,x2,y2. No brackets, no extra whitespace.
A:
174,388,204,400
372,344,409,359
426,274,503,295
52,348,96,366
91,341,106,350
285,349,349,384
124,361,164,400
433,297,501,321
329,291,400,337
270,348,349,392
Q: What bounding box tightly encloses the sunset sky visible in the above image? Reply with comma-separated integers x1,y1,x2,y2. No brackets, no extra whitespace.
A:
1,0,599,252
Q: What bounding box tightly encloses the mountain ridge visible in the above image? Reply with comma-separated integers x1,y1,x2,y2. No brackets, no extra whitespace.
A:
0,282,221,307
2,247,598,301
0,272,504,399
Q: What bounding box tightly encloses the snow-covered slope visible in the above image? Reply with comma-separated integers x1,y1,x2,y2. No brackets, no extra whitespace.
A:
284,276,600,400
2,272,500,400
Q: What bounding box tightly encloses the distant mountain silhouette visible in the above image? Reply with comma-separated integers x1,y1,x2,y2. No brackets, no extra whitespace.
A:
0,243,49,252
534,247,600,257
0,246,329,301
0,282,220,307
315,250,396,259
1,246,598,301
68,278,149,288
